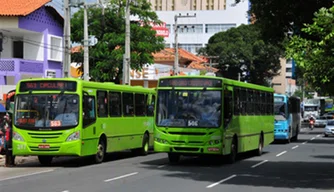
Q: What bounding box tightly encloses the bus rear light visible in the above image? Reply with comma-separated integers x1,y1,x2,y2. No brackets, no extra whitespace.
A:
66,131,80,141
13,132,24,141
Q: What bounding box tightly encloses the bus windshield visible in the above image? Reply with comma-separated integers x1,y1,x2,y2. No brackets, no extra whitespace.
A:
14,94,79,130
156,90,221,128
274,102,286,120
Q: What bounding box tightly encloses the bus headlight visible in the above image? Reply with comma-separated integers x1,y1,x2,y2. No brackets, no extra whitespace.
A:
208,140,220,145
154,137,167,144
66,131,80,141
13,132,24,141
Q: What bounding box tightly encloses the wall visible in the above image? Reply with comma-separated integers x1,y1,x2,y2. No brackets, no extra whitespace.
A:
272,58,287,94
0,37,13,58
23,34,44,61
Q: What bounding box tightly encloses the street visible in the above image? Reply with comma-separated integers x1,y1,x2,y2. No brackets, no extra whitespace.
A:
0,127,333,192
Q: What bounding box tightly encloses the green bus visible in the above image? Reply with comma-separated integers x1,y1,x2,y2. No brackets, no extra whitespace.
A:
12,78,156,165
154,76,274,163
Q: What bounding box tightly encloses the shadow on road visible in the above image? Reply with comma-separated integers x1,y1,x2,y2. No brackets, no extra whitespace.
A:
14,150,156,168
141,158,334,190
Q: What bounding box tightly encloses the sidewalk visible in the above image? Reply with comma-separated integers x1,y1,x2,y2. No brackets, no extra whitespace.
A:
0,155,38,167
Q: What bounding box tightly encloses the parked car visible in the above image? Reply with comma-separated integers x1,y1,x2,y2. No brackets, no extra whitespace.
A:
324,120,334,137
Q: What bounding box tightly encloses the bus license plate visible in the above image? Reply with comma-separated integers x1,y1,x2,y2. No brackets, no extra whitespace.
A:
38,144,50,149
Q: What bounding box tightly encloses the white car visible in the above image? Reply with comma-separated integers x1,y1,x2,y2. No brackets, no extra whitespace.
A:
324,120,334,137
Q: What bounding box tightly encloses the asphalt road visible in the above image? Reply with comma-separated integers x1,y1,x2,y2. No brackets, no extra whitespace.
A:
0,127,333,192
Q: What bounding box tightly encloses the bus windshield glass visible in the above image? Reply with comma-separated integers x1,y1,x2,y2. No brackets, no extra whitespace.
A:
156,90,221,128
14,94,79,130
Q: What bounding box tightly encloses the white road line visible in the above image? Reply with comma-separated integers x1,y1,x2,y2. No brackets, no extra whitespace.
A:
104,172,138,182
157,164,166,168
302,141,308,144
292,145,299,149
251,160,268,168
311,137,315,140
0,169,54,182
317,135,321,137
206,174,237,188
276,151,287,157
61,191,69,192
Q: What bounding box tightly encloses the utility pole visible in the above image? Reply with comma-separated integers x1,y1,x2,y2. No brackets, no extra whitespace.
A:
123,0,131,85
83,4,89,81
63,0,71,78
173,13,196,76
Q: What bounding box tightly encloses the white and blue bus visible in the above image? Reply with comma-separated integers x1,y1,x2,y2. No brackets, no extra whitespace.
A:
274,94,301,143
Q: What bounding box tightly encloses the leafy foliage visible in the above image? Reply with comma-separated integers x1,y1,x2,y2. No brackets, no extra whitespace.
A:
236,0,334,44
71,0,165,82
202,24,283,85
286,6,334,95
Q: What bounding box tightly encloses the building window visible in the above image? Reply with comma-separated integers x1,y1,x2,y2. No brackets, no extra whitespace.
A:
175,24,203,34
205,24,236,33
286,68,292,73
178,44,203,54
48,35,62,61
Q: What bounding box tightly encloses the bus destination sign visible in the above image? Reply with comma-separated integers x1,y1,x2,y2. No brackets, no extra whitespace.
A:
159,78,222,87
19,81,77,92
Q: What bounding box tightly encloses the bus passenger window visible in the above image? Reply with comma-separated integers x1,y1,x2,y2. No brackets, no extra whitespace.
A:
109,92,122,116
147,95,155,116
83,95,96,127
97,91,108,117
135,94,146,116
123,93,134,116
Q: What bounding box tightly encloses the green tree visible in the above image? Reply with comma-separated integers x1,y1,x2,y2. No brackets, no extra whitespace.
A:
71,0,165,83
203,24,283,85
235,0,334,44
286,6,334,95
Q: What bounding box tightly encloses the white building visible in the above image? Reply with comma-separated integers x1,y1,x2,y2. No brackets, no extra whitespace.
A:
156,0,250,54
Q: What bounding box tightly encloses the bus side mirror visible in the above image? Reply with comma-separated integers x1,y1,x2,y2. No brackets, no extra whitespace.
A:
5,100,10,110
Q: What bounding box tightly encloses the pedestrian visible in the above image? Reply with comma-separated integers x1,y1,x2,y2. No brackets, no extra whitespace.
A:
4,111,15,167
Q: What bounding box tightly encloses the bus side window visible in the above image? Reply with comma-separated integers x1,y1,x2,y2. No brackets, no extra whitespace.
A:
147,95,155,116
109,92,122,117
123,93,134,116
135,94,146,116
97,91,108,117
83,95,96,127
224,89,233,128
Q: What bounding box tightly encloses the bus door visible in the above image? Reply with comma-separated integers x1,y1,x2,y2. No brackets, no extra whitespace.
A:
82,91,97,156
223,86,234,153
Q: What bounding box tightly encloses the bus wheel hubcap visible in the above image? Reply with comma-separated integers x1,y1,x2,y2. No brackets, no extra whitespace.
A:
97,144,104,158
144,142,148,152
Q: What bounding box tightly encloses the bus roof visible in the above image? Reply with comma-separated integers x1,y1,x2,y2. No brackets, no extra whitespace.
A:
16,78,156,93
158,76,274,92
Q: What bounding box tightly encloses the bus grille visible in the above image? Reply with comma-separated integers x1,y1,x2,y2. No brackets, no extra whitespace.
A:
29,146,60,152
174,147,199,152
168,132,206,136
28,132,63,139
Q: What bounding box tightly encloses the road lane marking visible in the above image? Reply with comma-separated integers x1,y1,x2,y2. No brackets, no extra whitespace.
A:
104,172,138,182
302,141,308,144
311,137,315,140
157,164,166,168
276,151,287,157
206,174,237,188
251,160,268,168
292,145,299,149
317,135,321,137
0,169,54,182
62,191,69,192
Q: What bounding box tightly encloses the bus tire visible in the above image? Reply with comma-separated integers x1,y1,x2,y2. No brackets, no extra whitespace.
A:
227,137,237,164
94,139,106,164
139,133,149,156
168,153,180,164
255,134,263,156
38,156,53,166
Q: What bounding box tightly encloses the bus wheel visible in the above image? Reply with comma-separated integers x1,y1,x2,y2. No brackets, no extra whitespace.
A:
255,135,263,156
38,156,53,166
168,153,180,164
95,139,106,164
227,138,237,164
139,134,149,156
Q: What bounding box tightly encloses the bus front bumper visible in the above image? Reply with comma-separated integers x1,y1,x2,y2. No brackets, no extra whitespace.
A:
154,141,222,155
274,133,289,140
12,140,81,156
